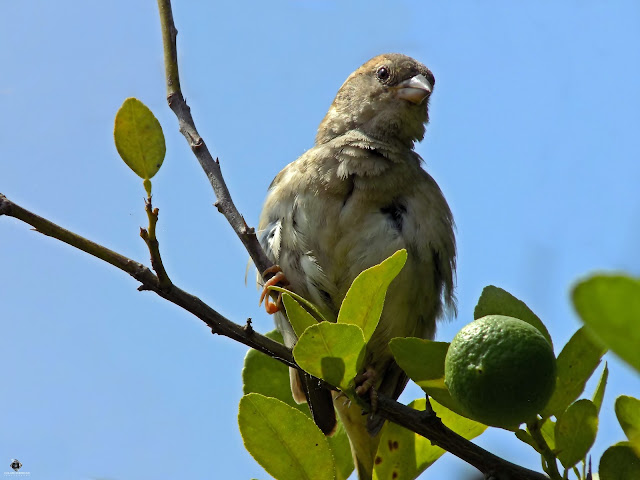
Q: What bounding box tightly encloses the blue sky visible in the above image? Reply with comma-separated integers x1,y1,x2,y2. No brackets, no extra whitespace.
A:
1,1,639,479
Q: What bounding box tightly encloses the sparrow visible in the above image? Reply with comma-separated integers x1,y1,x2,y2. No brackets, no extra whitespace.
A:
257,53,456,479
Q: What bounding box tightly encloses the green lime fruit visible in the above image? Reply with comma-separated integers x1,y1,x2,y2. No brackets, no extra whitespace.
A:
445,315,556,429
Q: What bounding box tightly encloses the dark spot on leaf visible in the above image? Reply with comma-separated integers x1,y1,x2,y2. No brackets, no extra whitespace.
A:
392,472,398,479
375,456,382,465
388,440,394,450
393,440,399,450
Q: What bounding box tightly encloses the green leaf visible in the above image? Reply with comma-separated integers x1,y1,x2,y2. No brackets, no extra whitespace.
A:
540,418,556,451
599,442,640,480
555,399,598,468
541,327,607,417
389,338,472,419
573,275,640,373
389,338,449,385
372,398,486,480
114,98,166,189
474,285,552,347
328,422,354,480
592,363,609,415
282,294,318,338
417,383,469,421
337,249,407,342
242,330,354,480
238,393,335,480
293,323,365,391
615,395,640,448
242,330,307,413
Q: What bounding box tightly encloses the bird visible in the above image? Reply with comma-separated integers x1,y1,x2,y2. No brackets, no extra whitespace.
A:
257,53,456,479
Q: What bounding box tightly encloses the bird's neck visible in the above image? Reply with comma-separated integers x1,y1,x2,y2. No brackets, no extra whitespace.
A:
323,130,421,180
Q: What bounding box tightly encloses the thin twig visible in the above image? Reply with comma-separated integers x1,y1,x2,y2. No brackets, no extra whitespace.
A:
155,0,273,278
0,193,293,367
140,196,171,288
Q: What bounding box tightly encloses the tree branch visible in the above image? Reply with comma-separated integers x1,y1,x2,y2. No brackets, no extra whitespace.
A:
0,193,293,367
155,0,273,278
1,193,548,480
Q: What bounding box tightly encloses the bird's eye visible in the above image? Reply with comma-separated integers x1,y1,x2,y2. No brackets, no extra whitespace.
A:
376,66,390,82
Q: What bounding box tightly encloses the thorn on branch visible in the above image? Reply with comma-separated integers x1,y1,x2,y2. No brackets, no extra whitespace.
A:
243,318,254,334
424,394,435,416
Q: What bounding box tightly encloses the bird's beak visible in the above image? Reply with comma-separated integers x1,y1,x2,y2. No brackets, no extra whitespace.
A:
395,74,432,104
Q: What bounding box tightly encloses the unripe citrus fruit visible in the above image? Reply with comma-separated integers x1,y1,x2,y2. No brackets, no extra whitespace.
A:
444,315,556,429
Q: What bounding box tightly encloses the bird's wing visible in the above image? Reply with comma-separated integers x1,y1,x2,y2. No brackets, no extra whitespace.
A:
258,163,338,436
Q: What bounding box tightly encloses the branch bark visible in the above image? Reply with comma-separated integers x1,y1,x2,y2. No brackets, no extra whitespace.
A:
0,193,548,480
156,0,273,277
0,194,293,367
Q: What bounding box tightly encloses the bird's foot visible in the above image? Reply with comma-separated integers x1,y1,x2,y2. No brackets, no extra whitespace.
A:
259,265,289,314
354,366,378,414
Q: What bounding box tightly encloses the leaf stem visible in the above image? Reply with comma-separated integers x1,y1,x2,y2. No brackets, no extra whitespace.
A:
528,418,562,480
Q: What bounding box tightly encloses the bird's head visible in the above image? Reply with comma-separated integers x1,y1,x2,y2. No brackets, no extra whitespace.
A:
316,53,435,147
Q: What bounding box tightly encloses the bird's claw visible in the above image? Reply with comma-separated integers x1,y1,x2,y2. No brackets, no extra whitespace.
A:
259,266,289,314
354,366,379,414
334,391,352,407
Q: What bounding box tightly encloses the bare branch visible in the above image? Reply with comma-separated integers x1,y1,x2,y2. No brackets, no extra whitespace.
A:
0,193,294,367
155,0,273,278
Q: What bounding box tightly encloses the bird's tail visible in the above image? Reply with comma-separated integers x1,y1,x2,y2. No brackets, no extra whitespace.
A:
334,394,382,480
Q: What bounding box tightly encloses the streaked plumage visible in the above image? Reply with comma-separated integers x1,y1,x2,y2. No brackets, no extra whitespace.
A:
258,53,456,479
